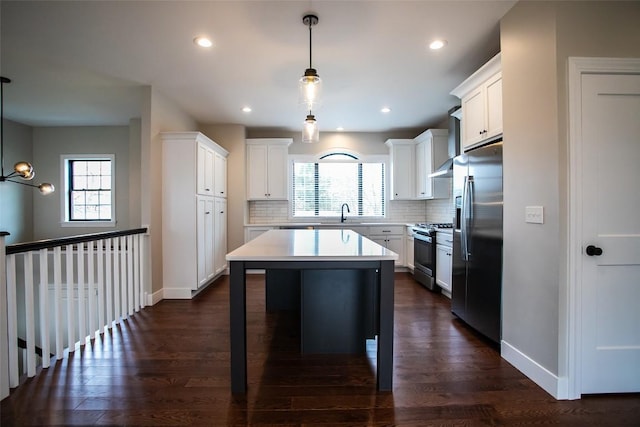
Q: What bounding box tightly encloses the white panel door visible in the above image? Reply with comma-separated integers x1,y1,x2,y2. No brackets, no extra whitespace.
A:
581,73,640,393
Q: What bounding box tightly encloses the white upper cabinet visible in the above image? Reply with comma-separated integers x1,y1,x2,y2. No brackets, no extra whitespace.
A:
414,129,449,199
246,138,292,200
214,151,227,198
197,142,215,196
385,139,415,200
451,53,502,152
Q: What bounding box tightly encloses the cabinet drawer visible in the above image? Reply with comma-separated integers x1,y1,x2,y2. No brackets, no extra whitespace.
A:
436,232,453,246
368,225,404,235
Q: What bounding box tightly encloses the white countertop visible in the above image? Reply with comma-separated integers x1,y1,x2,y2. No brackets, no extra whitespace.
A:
227,229,399,262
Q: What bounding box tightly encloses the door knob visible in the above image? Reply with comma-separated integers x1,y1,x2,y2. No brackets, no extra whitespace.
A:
586,245,603,256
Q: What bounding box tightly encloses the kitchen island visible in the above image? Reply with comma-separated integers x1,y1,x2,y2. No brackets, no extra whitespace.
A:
226,228,398,394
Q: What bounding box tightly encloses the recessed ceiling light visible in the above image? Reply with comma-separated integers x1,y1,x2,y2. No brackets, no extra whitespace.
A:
194,36,213,48
336,126,344,131
381,107,391,114
241,106,252,113
429,39,447,50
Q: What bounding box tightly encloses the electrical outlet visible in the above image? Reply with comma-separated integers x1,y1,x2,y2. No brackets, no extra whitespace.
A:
525,206,544,224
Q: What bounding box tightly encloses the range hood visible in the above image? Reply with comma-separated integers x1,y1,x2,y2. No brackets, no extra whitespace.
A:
429,106,460,178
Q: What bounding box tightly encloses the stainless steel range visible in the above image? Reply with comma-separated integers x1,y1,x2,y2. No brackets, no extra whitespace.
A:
412,223,453,291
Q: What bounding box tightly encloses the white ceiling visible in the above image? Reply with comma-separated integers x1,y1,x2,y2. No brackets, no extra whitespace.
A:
1,1,515,133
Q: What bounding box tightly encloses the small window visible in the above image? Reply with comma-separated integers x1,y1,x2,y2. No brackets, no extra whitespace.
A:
61,155,115,226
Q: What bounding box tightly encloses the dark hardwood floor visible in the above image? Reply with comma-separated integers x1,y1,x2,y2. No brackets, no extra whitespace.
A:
2,272,639,426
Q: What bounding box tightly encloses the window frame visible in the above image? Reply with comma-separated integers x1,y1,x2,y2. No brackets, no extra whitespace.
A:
60,154,116,227
289,151,389,221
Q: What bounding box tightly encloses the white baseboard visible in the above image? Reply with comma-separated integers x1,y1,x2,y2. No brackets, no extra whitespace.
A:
501,340,564,399
162,288,193,299
147,288,164,305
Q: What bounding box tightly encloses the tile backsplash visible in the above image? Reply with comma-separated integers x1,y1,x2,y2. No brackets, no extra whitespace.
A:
248,197,453,224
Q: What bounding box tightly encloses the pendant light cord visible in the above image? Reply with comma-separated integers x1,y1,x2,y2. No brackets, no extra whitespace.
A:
308,22,313,69
1,77,5,178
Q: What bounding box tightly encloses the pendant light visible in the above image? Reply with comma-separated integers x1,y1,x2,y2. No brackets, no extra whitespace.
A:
0,76,55,195
299,14,321,110
302,112,319,144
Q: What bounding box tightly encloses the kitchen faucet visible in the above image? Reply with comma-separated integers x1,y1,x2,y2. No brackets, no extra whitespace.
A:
341,203,350,223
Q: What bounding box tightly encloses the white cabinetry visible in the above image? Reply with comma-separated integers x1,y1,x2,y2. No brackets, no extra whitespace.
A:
367,225,404,267
244,226,275,243
385,139,415,200
405,226,415,271
246,138,292,200
162,132,229,299
414,129,450,199
435,232,453,296
451,53,502,152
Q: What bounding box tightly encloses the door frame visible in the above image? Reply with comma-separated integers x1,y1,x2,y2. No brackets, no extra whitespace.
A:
566,57,640,400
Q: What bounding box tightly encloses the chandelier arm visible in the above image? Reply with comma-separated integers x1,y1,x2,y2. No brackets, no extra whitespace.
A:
2,177,40,189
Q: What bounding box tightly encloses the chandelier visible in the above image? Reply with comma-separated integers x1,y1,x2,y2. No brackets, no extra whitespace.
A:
0,77,55,194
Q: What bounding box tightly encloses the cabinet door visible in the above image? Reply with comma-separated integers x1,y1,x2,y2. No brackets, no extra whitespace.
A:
485,73,503,140
247,144,268,199
386,235,404,267
461,86,485,150
197,143,215,195
214,152,227,198
435,244,452,292
197,197,215,288
266,144,289,200
214,198,227,275
416,140,435,199
390,144,415,200
406,232,415,270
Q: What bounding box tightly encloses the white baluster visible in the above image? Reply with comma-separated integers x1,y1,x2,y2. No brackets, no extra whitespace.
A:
97,240,105,334
65,244,75,352
53,246,63,359
6,254,18,387
24,252,36,377
0,233,8,400
39,249,50,369
77,243,86,346
133,234,140,312
105,238,113,329
127,235,134,316
120,236,127,320
113,238,120,324
87,242,96,340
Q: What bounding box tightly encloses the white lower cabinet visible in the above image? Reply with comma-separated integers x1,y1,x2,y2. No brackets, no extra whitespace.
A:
405,226,415,270
367,225,405,267
197,197,215,288
214,198,227,275
245,226,275,243
435,232,453,295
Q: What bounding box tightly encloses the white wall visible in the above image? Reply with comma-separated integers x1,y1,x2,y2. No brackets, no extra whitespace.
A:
30,125,130,240
500,0,640,395
0,119,34,244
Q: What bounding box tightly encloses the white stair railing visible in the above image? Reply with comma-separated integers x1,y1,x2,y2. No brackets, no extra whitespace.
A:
1,228,148,399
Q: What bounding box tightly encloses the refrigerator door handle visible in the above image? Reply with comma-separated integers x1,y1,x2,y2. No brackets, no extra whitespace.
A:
461,176,472,261
467,176,474,259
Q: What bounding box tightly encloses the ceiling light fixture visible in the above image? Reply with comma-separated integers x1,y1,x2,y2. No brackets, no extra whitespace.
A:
194,36,213,48
429,39,447,50
0,76,54,195
381,107,391,113
299,14,321,110
241,106,252,113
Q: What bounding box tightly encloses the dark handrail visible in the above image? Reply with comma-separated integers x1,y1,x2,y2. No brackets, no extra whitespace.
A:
5,228,147,255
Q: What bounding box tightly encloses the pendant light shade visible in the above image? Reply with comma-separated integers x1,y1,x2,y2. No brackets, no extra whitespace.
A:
0,76,55,194
302,113,319,143
299,14,321,110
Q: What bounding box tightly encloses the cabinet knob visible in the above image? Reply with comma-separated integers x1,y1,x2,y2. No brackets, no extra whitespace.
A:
586,245,603,256
205,211,211,215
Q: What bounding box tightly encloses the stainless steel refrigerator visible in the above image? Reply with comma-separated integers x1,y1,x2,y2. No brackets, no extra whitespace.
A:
452,140,503,344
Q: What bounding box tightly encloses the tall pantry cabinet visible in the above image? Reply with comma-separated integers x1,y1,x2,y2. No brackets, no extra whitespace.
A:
161,132,229,299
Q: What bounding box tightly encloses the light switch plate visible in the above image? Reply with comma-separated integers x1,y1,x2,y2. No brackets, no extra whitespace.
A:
525,206,544,224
